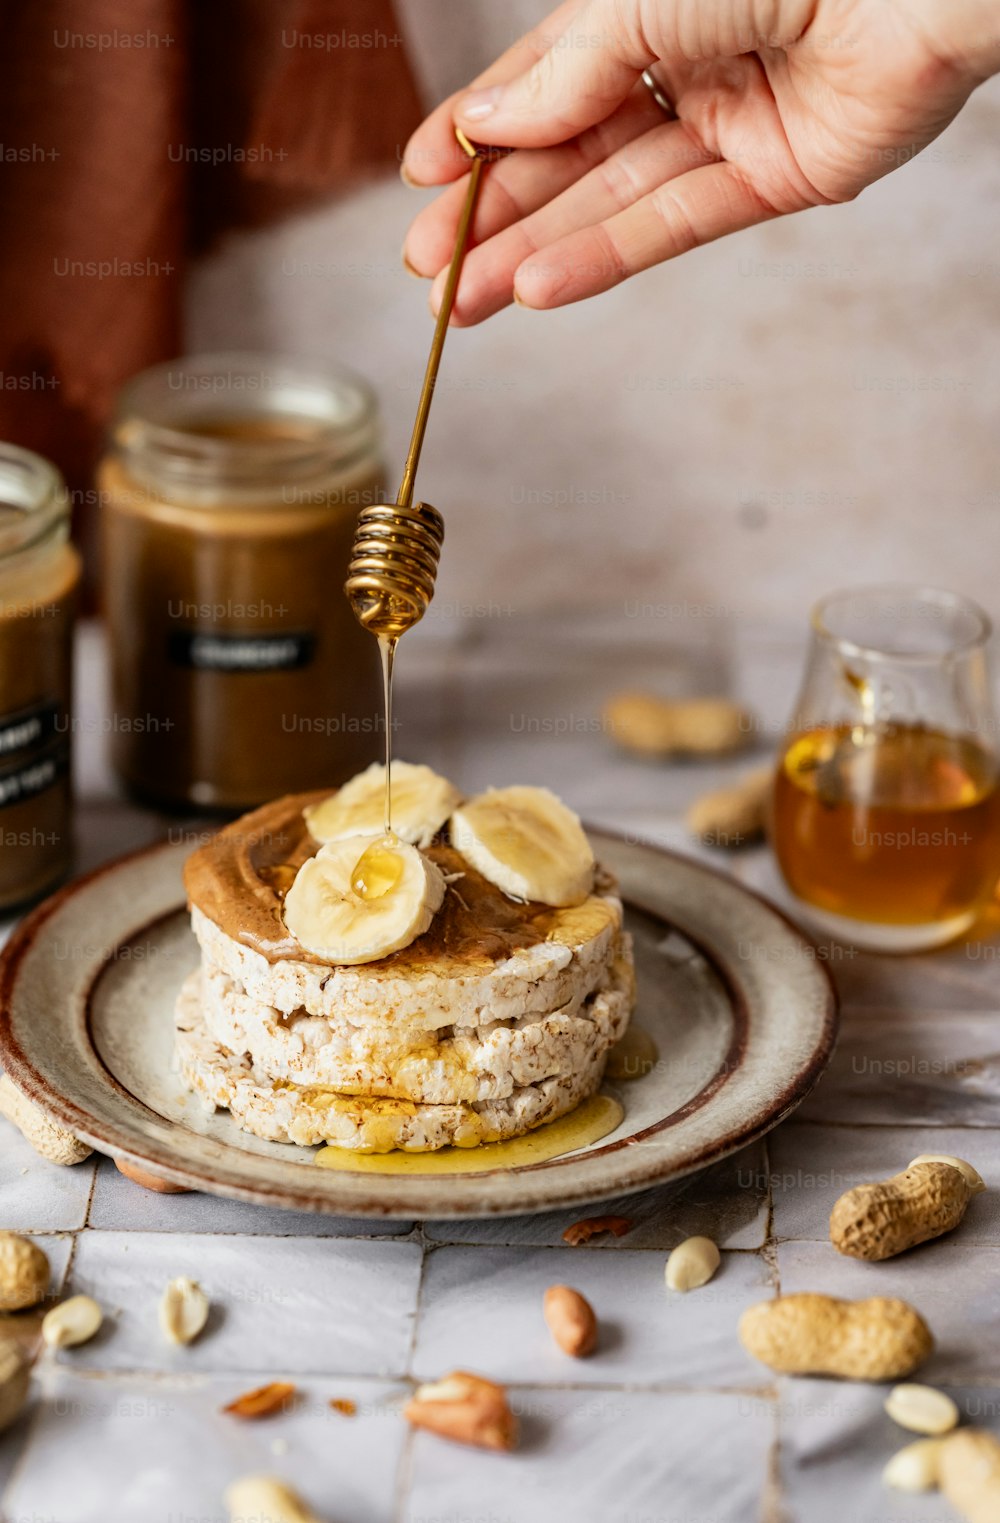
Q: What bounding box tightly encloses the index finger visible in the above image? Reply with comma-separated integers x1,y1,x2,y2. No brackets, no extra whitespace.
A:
401,0,586,185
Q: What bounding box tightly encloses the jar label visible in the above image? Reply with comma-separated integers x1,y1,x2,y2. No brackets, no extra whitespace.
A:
167,631,316,673
0,699,61,761
0,740,69,812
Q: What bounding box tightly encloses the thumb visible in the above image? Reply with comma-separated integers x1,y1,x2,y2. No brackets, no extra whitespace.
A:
453,1,650,147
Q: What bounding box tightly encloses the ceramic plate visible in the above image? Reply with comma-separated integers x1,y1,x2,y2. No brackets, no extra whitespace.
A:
0,832,837,1218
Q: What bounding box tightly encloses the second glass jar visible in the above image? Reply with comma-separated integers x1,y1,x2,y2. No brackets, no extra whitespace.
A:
0,443,80,909
99,354,385,811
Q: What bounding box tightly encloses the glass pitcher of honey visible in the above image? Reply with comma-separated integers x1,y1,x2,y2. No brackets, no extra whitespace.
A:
773,586,1000,951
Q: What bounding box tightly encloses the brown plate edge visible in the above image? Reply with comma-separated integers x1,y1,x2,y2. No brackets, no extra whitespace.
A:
0,831,840,1218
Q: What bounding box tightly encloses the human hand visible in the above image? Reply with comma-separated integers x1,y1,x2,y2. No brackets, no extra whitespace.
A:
401,0,1000,322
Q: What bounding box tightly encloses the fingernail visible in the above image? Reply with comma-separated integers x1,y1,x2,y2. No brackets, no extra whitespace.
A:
400,162,417,187
458,86,500,122
401,246,422,279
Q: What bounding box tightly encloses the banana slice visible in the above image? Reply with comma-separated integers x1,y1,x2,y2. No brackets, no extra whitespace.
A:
283,834,446,965
305,761,461,848
450,786,595,907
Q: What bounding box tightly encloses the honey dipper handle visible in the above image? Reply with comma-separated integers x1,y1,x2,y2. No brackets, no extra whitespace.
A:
396,133,487,512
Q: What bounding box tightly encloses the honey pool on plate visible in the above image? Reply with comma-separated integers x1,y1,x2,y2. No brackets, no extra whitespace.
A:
314,1093,626,1174
312,1028,656,1174
774,723,1000,928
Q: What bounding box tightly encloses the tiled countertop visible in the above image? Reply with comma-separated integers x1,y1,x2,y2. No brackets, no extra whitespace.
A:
2,619,999,1523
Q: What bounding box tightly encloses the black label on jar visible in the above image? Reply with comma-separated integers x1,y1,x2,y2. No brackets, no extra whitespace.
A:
0,740,69,811
0,699,60,761
167,631,316,673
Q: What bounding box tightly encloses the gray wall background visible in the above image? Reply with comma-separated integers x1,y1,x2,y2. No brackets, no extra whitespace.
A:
187,1,1000,639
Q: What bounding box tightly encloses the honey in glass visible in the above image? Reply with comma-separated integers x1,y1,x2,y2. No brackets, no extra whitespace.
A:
772,587,1000,951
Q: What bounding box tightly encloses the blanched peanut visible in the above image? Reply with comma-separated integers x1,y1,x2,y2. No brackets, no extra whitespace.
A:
885,1383,959,1436
543,1285,598,1357
225,1476,322,1523
160,1277,209,1345
665,1236,720,1293
882,1438,945,1493
41,1295,102,1350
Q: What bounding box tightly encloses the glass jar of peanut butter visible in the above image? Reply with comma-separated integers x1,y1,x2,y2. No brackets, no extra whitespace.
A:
99,354,385,811
0,444,80,912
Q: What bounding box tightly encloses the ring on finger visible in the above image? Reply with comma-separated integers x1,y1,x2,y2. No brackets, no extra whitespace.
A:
640,68,676,119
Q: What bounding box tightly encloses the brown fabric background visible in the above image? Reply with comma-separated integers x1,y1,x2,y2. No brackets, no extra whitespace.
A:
0,0,421,555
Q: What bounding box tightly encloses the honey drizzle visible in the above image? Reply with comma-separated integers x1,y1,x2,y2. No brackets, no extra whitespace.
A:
378,634,396,838
605,1026,658,1081
350,840,405,901
313,1094,624,1175
350,633,401,900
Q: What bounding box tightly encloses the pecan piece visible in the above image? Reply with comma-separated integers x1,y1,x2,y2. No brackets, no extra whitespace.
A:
562,1215,632,1246
223,1381,297,1419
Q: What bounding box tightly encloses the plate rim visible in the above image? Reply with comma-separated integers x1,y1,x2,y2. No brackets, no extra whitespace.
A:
0,830,839,1217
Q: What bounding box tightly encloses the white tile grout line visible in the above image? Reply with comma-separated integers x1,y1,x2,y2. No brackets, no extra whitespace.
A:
74,1219,424,1243
404,1231,430,1383
759,1133,786,1522
12,1193,1000,1248
762,1397,786,1523
392,1426,417,1523
1,1225,997,1496
80,1157,100,1232
387,1222,431,1518
3,1365,784,1396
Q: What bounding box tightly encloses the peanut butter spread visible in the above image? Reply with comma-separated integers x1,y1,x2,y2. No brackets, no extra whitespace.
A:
183,791,616,975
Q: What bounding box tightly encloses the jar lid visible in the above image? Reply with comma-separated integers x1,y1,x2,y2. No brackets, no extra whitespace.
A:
0,443,70,562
